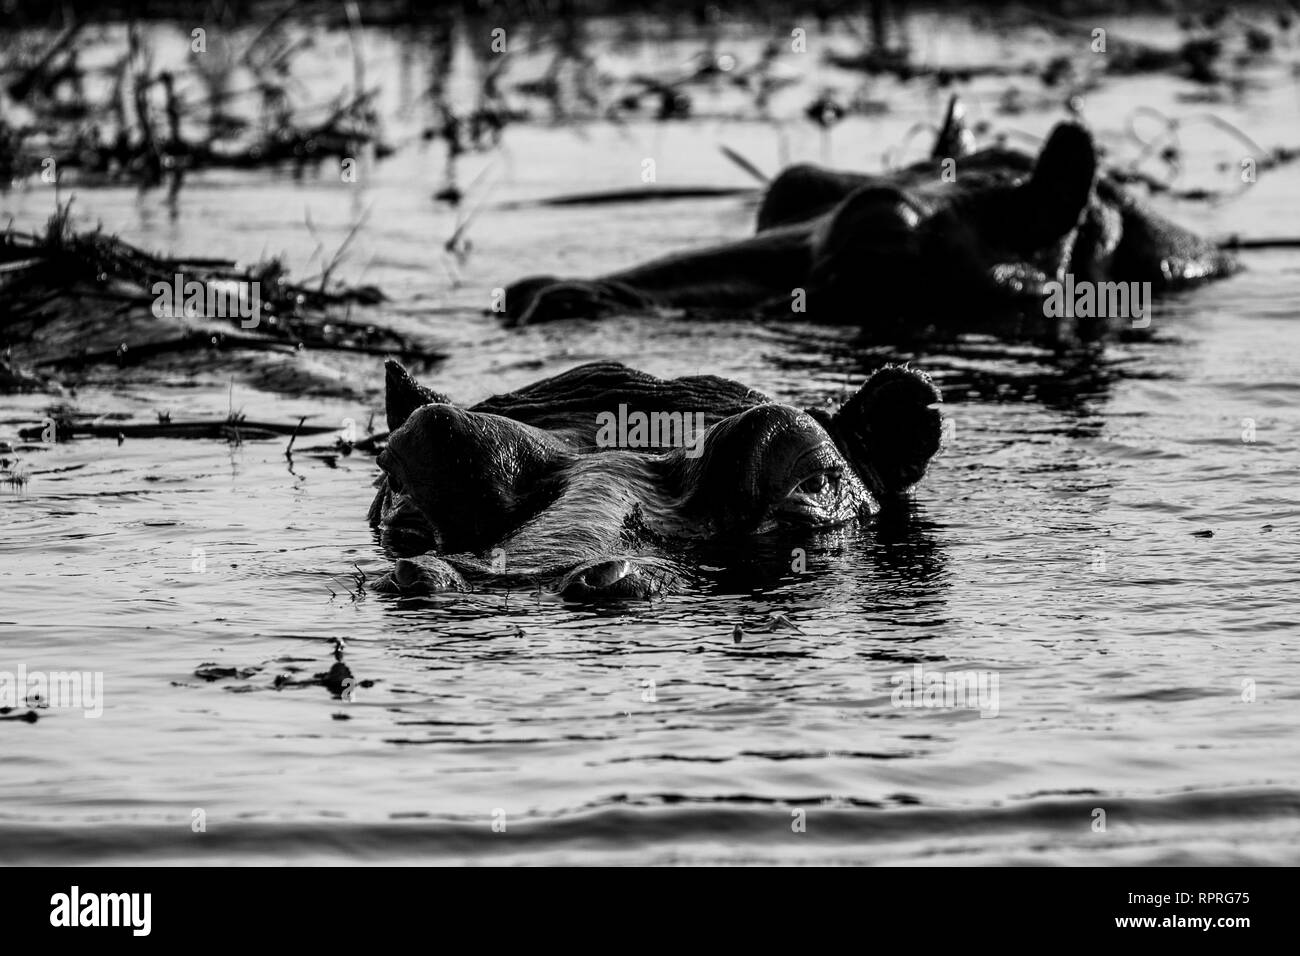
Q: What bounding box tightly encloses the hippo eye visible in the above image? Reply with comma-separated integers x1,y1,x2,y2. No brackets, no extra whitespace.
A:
385,470,403,494
796,470,840,495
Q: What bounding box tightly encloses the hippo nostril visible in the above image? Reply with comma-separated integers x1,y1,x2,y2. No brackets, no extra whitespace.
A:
559,558,670,601
582,559,632,589
394,558,421,587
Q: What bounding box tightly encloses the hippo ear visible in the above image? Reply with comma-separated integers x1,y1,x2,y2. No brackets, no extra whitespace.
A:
932,94,975,160
816,366,942,499
385,360,452,431
1018,122,1097,246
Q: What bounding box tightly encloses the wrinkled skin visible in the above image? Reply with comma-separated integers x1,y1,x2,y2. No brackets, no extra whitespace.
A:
367,359,942,600
503,97,1238,336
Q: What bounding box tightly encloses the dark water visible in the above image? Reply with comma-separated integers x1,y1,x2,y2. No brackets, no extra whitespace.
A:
2,12,1299,864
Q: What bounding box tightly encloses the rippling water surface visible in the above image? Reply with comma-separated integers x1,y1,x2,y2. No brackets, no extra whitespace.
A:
2,11,1299,864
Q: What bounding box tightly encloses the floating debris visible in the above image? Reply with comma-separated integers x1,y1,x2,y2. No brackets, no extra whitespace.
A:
0,202,446,396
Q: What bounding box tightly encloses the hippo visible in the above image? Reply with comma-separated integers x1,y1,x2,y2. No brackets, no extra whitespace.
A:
367,359,941,599
502,97,1238,337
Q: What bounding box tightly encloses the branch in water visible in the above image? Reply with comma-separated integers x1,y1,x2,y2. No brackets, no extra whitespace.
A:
19,418,341,442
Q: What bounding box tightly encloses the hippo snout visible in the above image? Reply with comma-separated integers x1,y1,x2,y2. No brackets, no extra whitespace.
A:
502,276,661,325
502,275,562,324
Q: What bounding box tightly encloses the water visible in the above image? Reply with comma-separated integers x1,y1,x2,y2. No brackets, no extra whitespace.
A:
2,11,1299,864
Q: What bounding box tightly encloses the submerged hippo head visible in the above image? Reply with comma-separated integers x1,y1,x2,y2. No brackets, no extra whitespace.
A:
804,122,1100,321
367,360,941,600
501,95,1235,334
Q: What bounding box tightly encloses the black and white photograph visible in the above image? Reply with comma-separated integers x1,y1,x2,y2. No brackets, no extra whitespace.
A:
0,0,1295,898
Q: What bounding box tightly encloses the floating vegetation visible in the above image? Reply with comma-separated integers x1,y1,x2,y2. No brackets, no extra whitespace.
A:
0,201,444,394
